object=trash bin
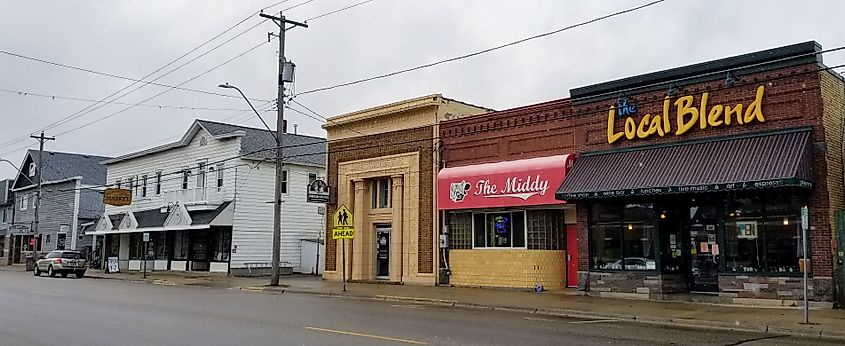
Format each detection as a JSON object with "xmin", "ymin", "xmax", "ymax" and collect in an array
[{"xmin": 25, "ymin": 254, "xmax": 36, "ymax": 271}]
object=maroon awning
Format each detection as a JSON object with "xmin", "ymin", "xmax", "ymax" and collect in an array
[{"xmin": 556, "ymin": 128, "xmax": 813, "ymax": 200}]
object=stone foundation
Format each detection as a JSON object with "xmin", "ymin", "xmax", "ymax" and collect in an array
[{"xmin": 582, "ymin": 271, "xmax": 687, "ymax": 299}]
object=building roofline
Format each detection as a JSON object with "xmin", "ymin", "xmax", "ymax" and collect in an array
[{"xmin": 323, "ymin": 94, "xmax": 494, "ymax": 129}]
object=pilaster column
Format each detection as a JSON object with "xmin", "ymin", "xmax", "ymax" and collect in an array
[
  {"xmin": 351, "ymin": 179, "xmax": 366, "ymax": 280},
  {"xmin": 390, "ymin": 175, "xmax": 404, "ymax": 282}
]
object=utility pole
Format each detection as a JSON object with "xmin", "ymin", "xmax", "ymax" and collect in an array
[
  {"xmin": 259, "ymin": 10, "xmax": 307, "ymax": 286},
  {"xmin": 31, "ymin": 131, "xmax": 55, "ymax": 256}
]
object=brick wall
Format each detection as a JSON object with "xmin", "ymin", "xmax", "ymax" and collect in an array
[
  {"xmin": 326, "ymin": 126, "xmax": 434, "ymax": 272},
  {"xmin": 440, "ymin": 62, "xmax": 844, "ymax": 302},
  {"xmin": 449, "ymin": 249, "xmax": 565, "ymax": 289}
]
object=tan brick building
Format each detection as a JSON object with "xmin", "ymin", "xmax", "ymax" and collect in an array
[{"xmin": 323, "ymin": 95, "xmax": 490, "ymax": 285}]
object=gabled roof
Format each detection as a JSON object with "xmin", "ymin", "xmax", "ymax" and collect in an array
[
  {"xmin": 104, "ymin": 119, "xmax": 325, "ymax": 167},
  {"xmin": 13, "ymin": 150, "xmax": 111, "ymax": 190}
]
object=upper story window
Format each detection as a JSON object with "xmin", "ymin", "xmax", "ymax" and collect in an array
[
  {"xmin": 155, "ymin": 171, "xmax": 162, "ymax": 195},
  {"xmin": 28, "ymin": 163, "xmax": 36, "ymax": 177},
  {"xmin": 308, "ymin": 173, "xmax": 317, "ymax": 186},
  {"xmin": 20, "ymin": 194, "xmax": 28, "ymax": 211},
  {"xmin": 196, "ymin": 161, "xmax": 207, "ymax": 188},
  {"xmin": 127, "ymin": 176, "xmax": 134, "ymax": 195},
  {"xmin": 216, "ymin": 164, "xmax": 224, "ymax": 191},
  {"xmin": 371, "ymin": 178, "xmax": 391, "ymax": 209},
  {"xmin": 182, "ymin": 169, "xmax": 191, "ymax": 190},
  {"xmin": 280, "ymin": 170, "xmax": 288, "ymax": 194},
  {"xmin": 141, "ymin": 174, "xmax": 148, "ymax": 197},
  {"xmin": 2, "ymin": 207, "xmax": 7, "ymax": 223}
]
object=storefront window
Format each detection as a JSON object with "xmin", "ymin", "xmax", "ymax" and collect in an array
[
  {"xmin": 763, "ymin": 195, "xmax": 803, "ymax": 273},
  {"xmin": 211, "ymin": 228, "xmax": 232, "ymax": 261},
  {"xmin": 447, "ymin": 212, "xmax": 472, "ymax": 250},
  {"xmin": 724, "ymin": 197, "xmax": 763, "ymax": 273},
  {"xmin": 590, "ymin": 203, "xmax": 657, "ymax": 271},
  {"xmin": 472, "ymin": 211, "xmax": 526, "ymax": 248},
  {"xmin": 172, "ymin": 230, "xmax": 189, "ymax": 260},
  {"xmin": 129, "ymin": 233, "xmax": 144, "ymax": 260},
  {"xmin": 526, "ymin": 210, "xmax": 566, "ymax": 250},
  {"xmin": 152, "ymin": 232, "xmax": 167, "ymax": 260}
]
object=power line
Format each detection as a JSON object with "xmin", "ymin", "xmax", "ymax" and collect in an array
[
  {"xmin": 293, "ymin": 0, "xmax": 666, "ymax": 97},
  {"xmin": 302, "ymin": 0, "xmax": 374, "ymax": 22},
  {"xmin": 53, "ymin": 40, "xmax": 270, "ymax": 137},
  {"xmin": 0, "ymin": 88, "xmax": 272, "ymax": 112}
]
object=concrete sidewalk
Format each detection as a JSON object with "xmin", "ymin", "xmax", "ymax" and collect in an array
[{"xmin": 6, "ymin": 265, "xmax": 844, "ymax": 340}]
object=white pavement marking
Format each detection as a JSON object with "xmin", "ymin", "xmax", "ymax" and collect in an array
[
  {"xmin": 305, "ymin": 326, "xmax": 427, "ymax": 345},
  {"xmin": 523, "ymin": 317, "xmax": 560, "ymax": 322},
  {"xmin": 570, "ymin": 319, "xmax": 619, "ymax": 324}
]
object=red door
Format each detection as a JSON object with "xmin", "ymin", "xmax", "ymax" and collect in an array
[{"xmin": 565, "ymin": 225, "xmax": 578, "ymax": 288}]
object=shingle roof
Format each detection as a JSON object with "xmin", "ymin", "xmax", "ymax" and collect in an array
[
  {"xmin": 556, "ymin": 128, "xmax": 813, "ymax": 200},
  {"xmin": 197, "ymin": 120, "xmax": 325, "ymax": 167},
  {"xmin": 134, "ymin": 208, "xmax": 169, "ymax": 228},
  {"xmin": 26, "ymin": 150, "xmax": 111, "ymax": 186},
  {"xmin": 189, "ymin": 201, "xmax": 232, "ymax": 225}
]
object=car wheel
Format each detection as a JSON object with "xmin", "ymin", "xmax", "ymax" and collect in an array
[
  {"xmin": 33, "ymin": 267, "xmax": 41, "ymax": 276},
  {"xmin": 61, "ymin": 272, "xmax": 68, "ymax": 278},
  {"xmin": 48, "ymin": 266, "xmax": 56, "ymax": 277}
]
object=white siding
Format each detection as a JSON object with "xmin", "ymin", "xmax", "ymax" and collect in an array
[
  {"xmin": 231, "ymin": 159, "xmax": 325, "ymax": 272},
  {"xmin": 105, "ymin": 128, "xmax": 241, "ymax": 215}
]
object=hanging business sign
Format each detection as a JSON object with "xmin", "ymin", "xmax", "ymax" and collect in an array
[
  {"xmin": 103, "ymin": 188, "xmax": 132, "ymax": 206},
  {"xmin": 307, "ymin": 179, "xmax": 330, "ymax": 203},
  {"xmin": 607, "ymin": 85, "xmax": 766, "ymax": 144},
  {"xmin": 438, "ymin": 154, "xmax": 574, "ymax": 210}
]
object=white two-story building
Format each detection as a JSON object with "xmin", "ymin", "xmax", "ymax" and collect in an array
[{"xmin": 92, "ymin": 119, "xmax": 326, "ymax": 275}]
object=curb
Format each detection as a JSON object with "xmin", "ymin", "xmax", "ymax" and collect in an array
[{"xmin": 236, "ymin": 285, "xmax": 845, "ymax": 341}]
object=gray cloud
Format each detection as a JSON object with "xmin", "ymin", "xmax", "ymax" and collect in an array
[{"xmin": 1, "ymin": 0, "xmax": 843, "ymax": 178}]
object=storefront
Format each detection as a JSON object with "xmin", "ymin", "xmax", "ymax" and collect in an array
[
  {"xmin": 92, "ymin": 202, "xmax": 233, "ymax": 273},
  {"xmin": 553, "ymin": 41, "xmax": 845, "ymax": 305},
  {"xmin": 438, "ymin": 155, "xmax": 577, "ymax": 290}
]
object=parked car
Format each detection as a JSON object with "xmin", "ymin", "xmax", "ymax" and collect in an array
[{"xmin": 34, "ymin": 250, "xmax": 87, "ymax": 278}]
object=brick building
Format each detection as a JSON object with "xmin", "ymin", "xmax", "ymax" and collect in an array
[
  {"xmin": 440, "ymin": 41, "xmax": 845, "ymax": 306},
  {"xmin": 323, "ymin": 95, "xmax": 490, "ymax": 285}
]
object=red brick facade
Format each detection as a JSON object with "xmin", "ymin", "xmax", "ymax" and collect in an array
[{"xmin": 441, "ymin": 60, "xmax": 845, "ymax": 303}]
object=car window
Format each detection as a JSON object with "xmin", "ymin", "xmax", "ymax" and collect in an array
[
  {"xmin": 46, "ymin": 252, "xmax": 62, "ymax": 259},
  {"xmin": 61, "ymin": 252, "xmax": 82, "ymax": 259}
]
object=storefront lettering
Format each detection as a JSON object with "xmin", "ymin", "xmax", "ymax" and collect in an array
[
  {"xmin": 607, "ymin": 85, "xmax": 766, "ymax": 144},
  {"xmin": 474, "ymin": 175, "xmax": 550, "ymax": 201},
  {"xmin": 559, "ymin": 178, "xmax": 813, "ymax": 201}
]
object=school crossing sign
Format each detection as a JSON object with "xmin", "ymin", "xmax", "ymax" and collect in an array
[{"xmin": 332, "ymin": 204, "xmax": 355, "ymax": 239}]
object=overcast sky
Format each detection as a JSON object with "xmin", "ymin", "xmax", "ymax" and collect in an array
[{"xmin": 1, "ymin": 0, "xmax": 843, "ymax": 178}]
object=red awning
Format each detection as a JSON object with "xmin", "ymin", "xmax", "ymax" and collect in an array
[{"xmin": 438, "ymin": 155, "xmax": 573, "ymax": 210}]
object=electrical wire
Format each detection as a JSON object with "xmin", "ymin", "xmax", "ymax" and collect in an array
[
  {"xmin": 292, "ymin": 0, "xmax": 667, "ymax": 97},
  {"xmin": 0, "ymin": 88, "xmax": 269, "ymax": 112}
]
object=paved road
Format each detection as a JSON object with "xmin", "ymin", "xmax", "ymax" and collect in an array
[{"xmin": 0, "ymin": 270, "xmax": 837, "ymax": 346}]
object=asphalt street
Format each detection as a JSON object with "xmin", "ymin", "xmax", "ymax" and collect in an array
[{"xmin": 0, "ymin": 270, "xmax": 838, "ymax": 346}]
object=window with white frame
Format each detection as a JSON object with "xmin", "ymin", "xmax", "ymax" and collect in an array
[
  {"xmin": 280, "ymin": 170, "xmax": 288, "ymax": 194},
  {"xmin": 155, "ymin": 171, "xmax": 162, "ymax": 195},
  {"xmin": 28, "ymin": 162, "xmax": 36, "ymax": 177},
  {"xmin": 2, "ymin": 207, "xmax": 7, "ymax": 223},
  {"xmin": 371, "ymin": 178, "xmax": 391, "ymax": 209},
  {"xmin": 116, "ymin": 178, "xmax": 122, "ymax": 189},
  {"xmin": 182, "ymin": 169, "xmax": 191, "ymax": 190},
  {"xmin": 20, "ymin": 194, "xmax": 28, "ymax": 211},
  {"xmin": 127, "ymin": 176, "xmax": 134, "ymax": 195},
  {"xmin": 196, "ymin": 161, "xmax": 207, "ymax": 188},
  {"xmin": 216, "ymin": 164, "xmax": 224, "ymax": 191},
  {"xmin": 141, "ymin": 174, "xmax": 148, "ymax": 197},
  {"xmin": 472, "ymin": 211, "xmax": 526, "ymax": 248}
]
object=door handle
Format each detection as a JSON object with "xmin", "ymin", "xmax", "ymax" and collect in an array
[{"xmin": 566, "ymin": 254, "xmax": 571, "ymax": 262}]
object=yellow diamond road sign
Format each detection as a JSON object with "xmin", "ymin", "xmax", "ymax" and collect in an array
[
  {"xmin": 332, "ymin": 228, "xmax": 355, "ymax": 239},
  {"xmin": 333, "ymin": 204, "xmax": 353, "ymax": 228}
]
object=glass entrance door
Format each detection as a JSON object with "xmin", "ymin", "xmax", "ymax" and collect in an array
[
  {"xmin": 375, "ymin": 226, "xmax": 390, "ymax": 279},
  {"xmin": 191, "ymin": 230, "xmax": 209, "ymax": 271},
  {"xmin": 688, "ymin": 203, "xmax": 721, "ymax": 292}
]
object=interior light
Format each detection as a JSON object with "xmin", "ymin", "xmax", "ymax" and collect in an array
[
  {"xmin": 627, "ymin": 224, "xmax": 633, "ymax": 231},
  {"xmin": 783, "ymin": 217, "xmax": 789, "ymax": 226},
  {"xmin": 660, "ymin": 212, "xmax": 667, "ymax": 219},
  {"xmin": 729, "ymin": 213, "xmax": 735, "ymax": 217}
]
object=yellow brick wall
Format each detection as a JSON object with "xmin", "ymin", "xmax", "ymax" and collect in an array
[{"xmin": 449, "ymin": 250, "xmax": 566, "ymax": 290}]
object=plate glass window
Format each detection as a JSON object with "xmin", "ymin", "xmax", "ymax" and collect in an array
[{"xmin": 472, "ymin": 211, "xmax": 525, "ymax": 248}]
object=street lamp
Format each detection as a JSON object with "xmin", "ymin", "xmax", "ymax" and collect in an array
[{"xmin": 218, "ymin": 82, "xmax": 284, "ymax": 285}]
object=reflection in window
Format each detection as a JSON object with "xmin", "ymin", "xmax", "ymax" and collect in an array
[
  {"xmin": 172, "ymin": 230, "xmax": 190, "ymax": 260},
  {"xmin": 724, "ymin": 198, "xmax": 763, "ymax": 273},
  {"xmin": 472, "ymin": 211, "xmax": 526, "ymax": 248},
  {"xmin": 590, "ymin": 203, "xmax": 657, "ymax": 271}
]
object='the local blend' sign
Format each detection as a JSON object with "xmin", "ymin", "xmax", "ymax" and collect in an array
[{"xmin": 437, "ymin": 155, "xmax": 573, "ymax": 210}]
